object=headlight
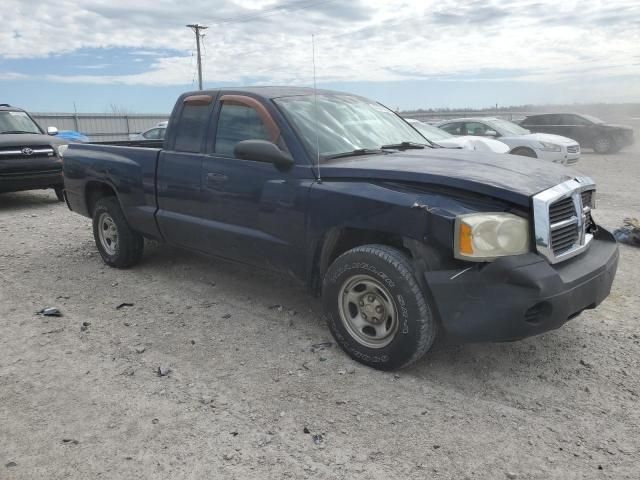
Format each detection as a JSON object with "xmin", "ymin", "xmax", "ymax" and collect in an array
[
  {"xmin": 539, "ymin": 141, "xmax": 561, "ymax": 152},
  {"xmin": 454, "ymin": 213, "xmax": 530, "ymax": 261},
  {"xmin": 56, "ymin": 144, "xmax": 69, "ymax": 158}
]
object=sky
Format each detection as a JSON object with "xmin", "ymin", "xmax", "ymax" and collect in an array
[{"xmin": 1, "ymin": 0, "xmax": 639, "ymax": 113}]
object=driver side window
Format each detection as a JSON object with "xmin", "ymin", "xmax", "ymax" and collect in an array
[
  {"xmin": 465, "ymin": 122, "xmax": 489, "ymax": 136},
  {"xmin": 215, "ymin": 103, "xmax": 271, "ymax": 157}
]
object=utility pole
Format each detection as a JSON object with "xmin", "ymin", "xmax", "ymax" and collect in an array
[{"xmin": 186, "ymin": 24, "xmax": 208, "ymax": 90}]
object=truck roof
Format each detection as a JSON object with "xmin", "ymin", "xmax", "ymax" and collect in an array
[{"xmin": 180, "ymin": 86, "xmax": 354, "ymax": 100}]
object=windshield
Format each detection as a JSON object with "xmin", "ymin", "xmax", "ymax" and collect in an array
[
  {"xmin": 409, "ymin": 121, "xmax": 453, "ymax": 141},
  {"xmin": 580, "ymin": 114, "xmax": 605, "ymax": 124},
  {"xmin": 0, "ymin": 111, "xmax": 42, "ymax": 134},
  {"xmin": 274, "ymin": 94, "xmax": 427, "ymax": 160},
  {"xmin": 490, "ymin": 118, "xmax": 530, "ymax": 136}
]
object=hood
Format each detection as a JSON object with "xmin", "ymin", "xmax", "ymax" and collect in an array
[
  {"xmin": 321, "ymin": 149, "xmax": 578, "ymax": 207},
  {"xmin": 519, "ymin": 133, "xmax": 577, "ymax": 145},
  {"xmin": 0, "ymin": 133, "xmax": 66, "ymax": 148}
]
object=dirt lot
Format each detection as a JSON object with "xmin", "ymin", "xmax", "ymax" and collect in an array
[{"xmin": 1, "ymin": 149, "xmax": 639, "ymax": 480}]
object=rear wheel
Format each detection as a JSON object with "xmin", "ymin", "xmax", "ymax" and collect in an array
[
  {"xmin": 511, "ymin": 147, "xmax": 537, "ymax": 158},
  {"xmin": 92, "ymin": 197, "xmax": 144, "ymax": 268},
  {"xmin": 593, "ymin": 136, "xmax": 613, "ymax": 154},
  {"xmin": 322, "ymin": 245, "xmax": 437, "ymax": 370}
]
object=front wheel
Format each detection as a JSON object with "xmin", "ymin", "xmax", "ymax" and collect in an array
[
  {"xmin": 54, "ymin": 187, "xmax": 65, "ymax": 202},
  {"xmin": 92, "ymin": 197, "xmax": 144, "ymax": 268},
  {"xmin": 322, "ymin": 245, "xmax": 437, "ymax": 370},
  {"xmin": 511, "ymin": 147, "xmax": 537, "ymax": 158},
  {"xmin": 593, "ymin": 136, "xmax": 613, "ymax": 154}
]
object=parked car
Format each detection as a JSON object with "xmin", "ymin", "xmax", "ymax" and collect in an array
[
  {"xmin": 0, "ymin": 103, "xmax": 66, "ymax": 201},
  {"xmin": 406, "ymin": 118, "xmax": 509, "ymax": 153},
  {"xmin": 61, "ymin": 87, "xmax": 618, "ymax": 370},
  {"xmin": 57, "ymin": 130, "xmax": 90, "ymax": 143},
  {"xmin": 436, "ymin": 117, "xmax": 581, "ymax": 165},
  {"xmin": 129, "ymin": 126, "xmax": 166, "ymax": 141},
  {"xmin": 520, "ymin": 113, "xmax": 635, "ymax": 154}
]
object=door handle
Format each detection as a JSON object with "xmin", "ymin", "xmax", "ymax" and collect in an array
[{"xmin": 206, "ymin": 172, "xmax": 228, "ymax": 184}]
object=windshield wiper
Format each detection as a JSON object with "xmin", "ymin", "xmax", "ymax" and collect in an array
[
  {"xmin": 380, "ymin": 141, "xmax": 426, "ymax": 151},
  {"xmin": 325, "ymin": 148, "xmax": 386, "ymax": 160},
  {"xmin": 0, "ymin": 130, "xmax": 36, "ymax": 134}
]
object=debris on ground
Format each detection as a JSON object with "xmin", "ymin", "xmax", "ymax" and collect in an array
[
  {"xmin": 5, "ymin": 461, "xmax": 17, "ymax": 468},
  {"xmin": 312, "ymin": 434, "xmax": 324, "ymax": 445},
  {"xmin": 134, "ymin": 346, "xmax": 146, "ymax": 354},
  {"xmin": 613, "ymin": 217, "xmax": 640, "ymax": 246},
  {"xmin": 80, "ymin": 321, "xmax": 91, "ymax": 332},
  {"xmin": 268, "ymin": 304, "xmax": 284, "ymax": 312},
  {"xmin": 151, "ymin": 418, "xmax": 159, "ymax": 424},
  {"xmin": 36, "ymin": 307, "xmax": 62, "ymax": 317},
  {"xmin": 303, "ymin": 427, "xmax": 311, "ymax": 434},
  {"xmin": 157, "ymin": 366, "xmax": 171, "ymax": 377},
  {"xmin": 221, "ymin": 313, "xmax": 232, "ymax": 319},
  {"xmin": 311, "ymin": 342, "xmax": 333, "ymax": 353},
  {"xmin": 62, "ymin": 438, "xmax": 79, "ymax": 445},
  {"xmin": 116, "ymin": 302, "xmax": 134, "ymax": 310}
]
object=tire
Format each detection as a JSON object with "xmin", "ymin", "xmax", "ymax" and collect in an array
[
  {"xmin": 322, "ymin": 244, "xmax": 437, "ymax": 370},
  {"xmin": 593, "ymin": 136, "xmax": 613, "ymax": 154},
  {"xmin": 92, "ymin": 197, "xmax": 144, "ymax": 268},
  {"xmin": 54, "ymin": 187, "xmax": 65, "ymax": 202},
  {"xmin": 511, "ymin": 147, "xmax": 537, "ymax": 158}
]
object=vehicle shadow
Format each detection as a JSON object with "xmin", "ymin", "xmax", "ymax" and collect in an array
[
  {"xmin": 138, "ymin": 240, "xmax": 585, "ymax": 401},
  {"xmin": 0, "ymin": 191, "xmax": 60, "ymax": 211}
]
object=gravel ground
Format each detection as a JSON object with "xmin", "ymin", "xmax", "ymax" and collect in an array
[{"xmin": 1, "ymin": 148, "xmax": 639, "ymax": 479}]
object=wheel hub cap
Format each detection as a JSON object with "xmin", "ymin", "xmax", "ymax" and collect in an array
[
  {"xmin": 98, "ymin": 212, "xmax": 119, "ymax": 255},
  {"xmin": 338, "ymin": 275, "xmax": 398, "ymax": 349}
]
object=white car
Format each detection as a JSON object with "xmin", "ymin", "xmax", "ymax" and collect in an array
[
  {"xmin": 436, "ymin": 117, "xmax": 580, "ymax": 165},
  {"xmin": 129, "ymin": 125, "xmax": 166, "ymax": 141},
  {"xmin": 406, "ymin": 119, "xmax": 509, "ymax": 154}
]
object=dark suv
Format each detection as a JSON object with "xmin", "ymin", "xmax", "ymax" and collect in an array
[
  {"xmin": 0, "ymin": 104, "xmax": 66, "ymax": 200},
  {"xmin": 520, "ymin": 113, "xmax": 634, "ymax": 154}
]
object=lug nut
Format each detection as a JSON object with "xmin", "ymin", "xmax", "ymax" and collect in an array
[
  {"xmin": 359, "ymin": 300, "xmax": 364, "ymax": 306},
  {"xmin": 368, "ymin": 295, "xmax": 374, "ymax": 302},
  {"xmin": 375, "ymin": 306, "xmax": 383, "ymax": 313}
]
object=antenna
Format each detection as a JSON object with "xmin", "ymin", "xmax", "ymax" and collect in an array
[{"xmin": 312, "ymin": 34, "xmax": 321, "ymax": 183}]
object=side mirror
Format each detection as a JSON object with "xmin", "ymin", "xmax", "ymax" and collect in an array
[
  {"xmin": 484, "ymin": 130, "xmax": 498, "ymax": 137},
  {"xmin": 234, "ymin": 140, "xmax": 294, "ymax": 170},
  {"xmin": 47, "ymin": 126, "xmax": 59, "ymax": 136}
]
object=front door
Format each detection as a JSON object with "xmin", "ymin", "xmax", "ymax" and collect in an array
[{"xmin": 198, "ymin": 95, "xmax": 310, "ymax": 274}]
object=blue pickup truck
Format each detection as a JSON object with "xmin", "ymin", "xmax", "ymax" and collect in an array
[{"xmin": 61, "ymin": 87, "xmax": 619, "ymax": 370}]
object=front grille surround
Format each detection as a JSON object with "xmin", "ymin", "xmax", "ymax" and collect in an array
[
  {"xmin": 567, "ymin": 145, "xmax": 580, "ymax": 154},
  {"xmin": 532, "ymin": 176, "xmax": 596, "ymax": 264}
]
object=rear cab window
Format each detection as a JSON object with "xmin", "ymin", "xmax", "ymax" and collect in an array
[{"xmin": 173, "ymin": 99, "xmax": 212, "ymax": 153}]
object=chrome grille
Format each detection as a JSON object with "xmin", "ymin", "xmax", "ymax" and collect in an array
[
  {"xmin": 0, "ymin": 145, "xmax": 55, "ymax": 160},
  {"xmin": 533, "ymin": 177, "xmax": 596, "ymax": 264},
  {"xmin": 567, "ymin": 145, "xmax": 580, "ymax": 154}
]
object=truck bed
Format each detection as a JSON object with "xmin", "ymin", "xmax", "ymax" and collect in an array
[{"xmin": 63, "ymin": 142, "xmax": 163, "ymax": 239}]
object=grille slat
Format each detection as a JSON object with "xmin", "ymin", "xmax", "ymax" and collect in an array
[{"xmin": 549, "ymin": 191, "xmax": 592, "ymax": 256}]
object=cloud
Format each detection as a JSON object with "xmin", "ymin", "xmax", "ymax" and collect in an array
[{"xmin": 0, "ymin": 0, "xmax": 638, "ymax": 94}]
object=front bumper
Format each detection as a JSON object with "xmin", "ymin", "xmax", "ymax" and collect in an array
[
  {"xmin": 0, "ymin": 169, "xmax": 63, "ymax": 193},
  {"xmin": 537, "ymin": 146, "xmax": 580, "ymax": 165},
  {"xmin": 424, "ymin": 228, "xmax": 618, "ymax": 342}
]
